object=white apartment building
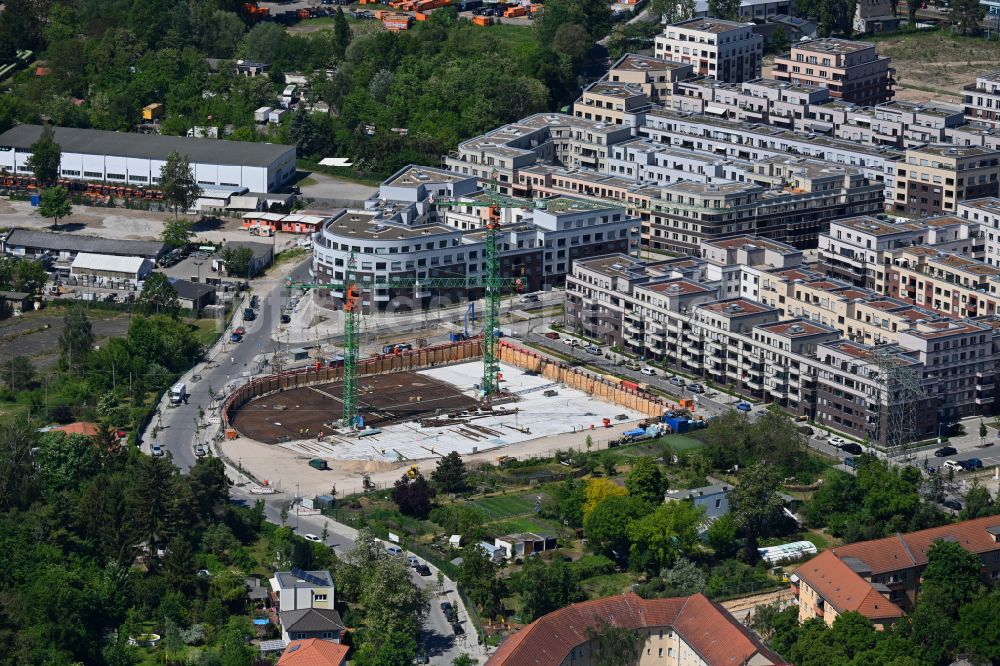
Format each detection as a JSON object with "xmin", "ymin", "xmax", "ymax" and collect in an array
[{"xmin": 655, "ymin": 18, "xmax": 762, "ymax": 84}]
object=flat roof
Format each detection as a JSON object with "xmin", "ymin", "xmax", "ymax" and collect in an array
[
  {"xmin": 757, "ymin": 319, "xmax": 836, "ymax": 338},
  {"xmin": 908, "ymin": 144, "xmax": 999, "ymax": 159},
  {"xmin": 908, "ymin": 320, "xmax": 988, "ymax": 339},
  {"xmin": 832, "ymin": 216, "xmax": 909, "ymax": 237},
  {"xmin": 325, "ymin": 210, "xmax": 455, "ymax": 240},
  {"xmin": 703, "ymin": 234, "xmax": 799, "ymax": 254},
  {"xmin": 612, "ymin": 54, "xmax": 690, "ymax": 73},
  {"xmin": 960, "ymin": 197, "xmax": 1000, "ymax": 215},
  {"xmin": 671, "ymin": 17, "xmax": 751, "ymax": 33},
  {"xmin": 792, "ymin": 38, "xmax": 875, "ymax": 55},
  {"xmin": 0, "ymin": 124, "xmax": 294, "ymax": 167},
  {"xmin": 384, "ymin": 165, "xmax": 468, "ymax": 188},
  {"xmin": 642, "ymin": 278, "xmax": 713, "ymax": 296},
  {"xmin": 698, "ymin": 298, "xmax": 774, "ymax": 317}
]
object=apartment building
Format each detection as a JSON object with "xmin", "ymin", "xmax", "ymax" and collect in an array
[
  {"xmin": 794, "ymin": 515, "xmax": 1000, "ymax": 625},
  {"xmin": 771, "ymin": 38, "xmax": 894, "ymax": 107},
  {"xmin": 963, "ymin": 71, "xmax": 1000, "ymax": 129},
  {"xmin": 959, "ymin": 197, "xmax": 1000, "ymax": 266},
  {"xmin": 833, "ymin": 101, "xmax": 964, "ymax": 149},
  {"xmin": 887, "ymin": 246, "xmax": 1000, "ymax": 320},
  {"xmin": 654, "ymin": 18, "xmax": 762, "ymax": 84},
  {"xmin": 700, "ymin": 234, "xmax": 803, "ymax": 300},
  {"xmin": 574, "ymin": 81, "xmax": 651, "ymax": 126},
  {"xmin": 893, "ymin": 145, "xmax": 1000, "ymax": 216},
  {"xmin": 604, "ymin": 53, "xmax": 694, "ymax": 103}
]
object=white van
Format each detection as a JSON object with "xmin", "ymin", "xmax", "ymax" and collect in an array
[{"xmin": 169, "ymin": 383, "xmax": 187, "ymax": 406}]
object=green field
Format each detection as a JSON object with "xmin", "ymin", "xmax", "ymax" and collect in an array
[
  {"xmin": 470, "ymin": 493, "xmax": 540, "ymax": 519},
  {"xmin": 488, "ymin": 516, "xmax": 562, "ymax": 536}
]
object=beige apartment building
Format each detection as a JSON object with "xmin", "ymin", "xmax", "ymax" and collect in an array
[
  {"xmin": 771, "ymin": 38, "xmax": 894, "ymax": 106},
  {"xmin": 573, "ymin": 81, "xmax": 651, "ymax": 126},
  {"xmin": 893, "ymin": 145, "xmax": 1000, "ymax": 216},
  {"xmin": 654, "ymin": 18, "xmax": 762, "ymax": 84},
  {"xmin": 605, "ymin": 53, "xmax": 693, "ymax": 102}
]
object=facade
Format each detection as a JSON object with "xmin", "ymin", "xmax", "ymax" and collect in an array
[
  {"xmin": 963, "ymin": 71, "xmax": 1000, "ymax": 129},
  {"xmin": 654, "ymin": 18, "xmax": 763, "ymax": 84},
  {"xmin": 487, "ymin": 592, "xmax": 782, "ymax": 666},
  {"xmin": 494, "ymin": 532, "xmax": 558, "ymax": 559},
  {"xmin": 794, "ymin": 515, "xmax": 1000, "ymax": 624},
  {"xmin": 892, "ymin": 145, "xmax": 1000, "ymax": 216},
  {"xmin": 853, "ymin": 0, "xmax": 901, "ymax": 34},
  {"xmin": 0, "ymin": 125, "xmax": 296, "ymax": 193},
  {"xmin": 70, "ymin": 253, "xmax": 152, "ymax": 284},
  {"xmin": 664, "ymin": 483, "xmax": 731, "ymax": 519},
  {"xmin": 311, "ymin": 166, "xmax": 640, "ymax": 311},
  {"xmin": 771, "ymin": 38, "xmax": 894, "ymax": 106}
]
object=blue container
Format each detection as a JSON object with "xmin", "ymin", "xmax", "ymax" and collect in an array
[{"xmin": 30, "ymin": 194, "xmax": 40, "ymax": 207}]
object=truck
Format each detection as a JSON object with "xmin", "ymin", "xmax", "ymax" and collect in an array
[
  {"xmin": 618, "ymin": 423, "xmax": 664, "ymax": 444},
  {"xmin": 169, "ymin": 383, "xmax": 188, "ymax": 406}
]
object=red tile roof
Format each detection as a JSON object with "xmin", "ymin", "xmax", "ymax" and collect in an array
[
  {"xmin": 832, "ymin": 515, "xmax": 1000, "ymax": 574},
  {"xmin": 52, "ymin": 422, "xmax": 100, "ymax": 437},
  {"xmin": 277, "ymin": 639, "xmax": 348, "ymax": 666},
  {"xmin": 794, "ymin": 550, "xmax": 903, "ymax": 621},
  {"xmin": 486, "ymin": 593, "xmax": 782, "ymax": 666}
]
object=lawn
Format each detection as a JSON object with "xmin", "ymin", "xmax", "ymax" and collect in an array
[
  {"xmin": 616, "ymin": 433, "xmax": 706, "ymax": 457},
  {"xmin": 471, "ymin": 493, "xmax": 540, "ymax": 520},
  {"xmin": 190, "ymin": 317, "xmax": 223, "ymax": 348},
  {"xmin": 578, "ymin": 572, "xmax": 639, "ymax": 600},
  {"xmin": 487, "ymin": 516, "xmax": 562, "ymax": 535}
]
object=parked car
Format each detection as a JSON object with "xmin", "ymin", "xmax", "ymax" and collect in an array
[
  {"xmin": 844, "ymin": 457, "xmax": 856, "ymax": 469},
  {"xmin": 151, "ymin": 443, "xmax": 164, "ymax": 457},
  {"xmin": 624, "ymin": 361, "xmax": 640, "ymax": 371},
  {"xmin": 386, "ymin": 545, "xmax": 403, "ymax": 556},
  {"xmin": 415, "ymin": 563, "xmax": 432, "ymax": 576},
  {"xmin": 962, "ymin": 457, "xmax": 984, "ymax": 470},
  {"xmin": 942, "ymin": 498, "xmax": 963, "ymax": 511},
  {"xmin": 243, "ymin": 308, "xmax": 256, "ymax": 322},
  {"xmin": 688, "ymin": 383, "xmax": 704, "ymax": 393},
  {"xmin": 735, "ymin": 401, "xmax": 752, "ymax": 412},
  {"xmin": 520, "ymin": 293, "xmax": 539, "ymax": 303},
  {"xmin": 669, "ymin": 376, "xmax": 686, "ymax": 387},
  {"xmin": 840, "ymin": 442, "xmax": 864, "ymax": 455},
  {"xmin": 407, "ymin": 555, "xmax": 419, "ymax": 568},
  {"xmin": 440, "ymin": 601, "xmax": 453, "ymax": 614},
  {"xmin": 943, "ymin": 460, "xmax": 964, "ymax": 472},
  {"xmin": 230, "ymin": 332, "xmax": 243, "ymax": 343},
  {"xmin": 250, "ymin": 295, "xmax": 259, "ymax": 309},
  {"xmin": 584, "ymin": 345, "xmax": 602, "ymax": 355},
  {"xmin": 563, "ymin": 338, "xmax": 578, "ymax": 346},
  {"xmin": 640, "ymin": 366, "xmax": 657, "ymax": 376},
  {"xmin": 304, "ymin": 534, "xmax": 322, "ymax": 543},
  {"xmin": 233, "ymin": 326, "xmax": 246, "ymax": 336},
  {"xmin": 415, "ymin": 653, "xmax": 430, "ymax": 665},
  {"xmin": 452, "ymin": 622, "xmax": 464, "ymax": 635},
  {"xmin": 828, "ymin": 436, "xmax": 847, "ymax": 447},
  {"xmin": 934, "ymin": 446, "xmax": 957, "ymax": 457},
  {"xmin": 194, "ymin": 445, "xmax": 207, "ymax": 457}
]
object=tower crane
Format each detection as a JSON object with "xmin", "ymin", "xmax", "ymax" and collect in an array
[{"xmin": 284, "ymin": 171, "xmax": 531, "ymax": 430}]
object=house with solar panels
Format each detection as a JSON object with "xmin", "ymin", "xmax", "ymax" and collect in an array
[{"xmin": 270, "ymin": 569, "xmax": 345, "ymax": 644}]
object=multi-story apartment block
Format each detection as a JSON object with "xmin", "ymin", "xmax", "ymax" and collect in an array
[
  {"xmin": 794, "ymin": 516, "xmax": 1000, "ymax": 627},
  {"xmin": 311, "ymin": 166, "xmax": 639, "ymax": 311},
  {"xmin": 893, "ymin": 145, "xmax": 1000, "ymax": 216},
  {"xmin": 604, "ymin": 54, "xmax": 694, "ymax": 104},
  {"xmin": 833, "ymin": 101, "xmax": 964, "ymax": 148},
  {"xmin": 654, "ymin": 18, "xmax": 762, "ymax": 84},
  {"xmin": 574, "ymin": 81, "xmax": 651, "ymax": 126},
  {"xmin": 963, "ymin": 71, "xmax": 1000, "ymax": 129},
  {"xmin": 771, "ymin": 38, "xmax": 895, "ymax": 106},
  {"xmin": 959, "ymin": 197, "xmax": 1000, "ymax": 266},
  {"xmin": 887, "ymin": 246, "xmax": 1000, "ymax": 320}
]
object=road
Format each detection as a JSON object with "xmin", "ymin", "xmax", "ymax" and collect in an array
[
  {"xmin": 148, "ymin": 258, "xmax": 311, "ymax": 471},
  {"xmin": 234, "ymin": 488, "xmax": 484, "ymax": 664}
]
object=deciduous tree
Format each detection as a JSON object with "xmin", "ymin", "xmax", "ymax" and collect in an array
[
  {"xmin": 3, "ymin": 355, "xmax": 35, "ymax": 390},
  {"xmin": 951, "ymin": 0, "xmax": 986, "ymax": 35},
  {"xmin": 627, "ymin": 501, "xmax": 704, "ymax": 573},
  {"xmin": 58, "ymin": 306, "xmax": 95, "ymax": 373},
  {"xmin": 625, "ymin": 456, "xmax": 667, "ymax": 505},
  {"xmin": 136, "ymin": 272, "xmax": 180, "ymax": 317},
  {"xmin": 159, "ymin": 151, "xmax": 202, "ymax": 220},
  {"xmin": 583, "ymin": 494, "xmax": 649, "ymax": 559},
  {"xmin": 708, "ymin": 0, "xmax": 742, "ymax": 19},
  {"xmin": 432, "ymin": 451, "xmax": 468, "ymax": 493},
  {"xmin": 730, "ymin": 460, "xmax": 784, "ymax": 563},
  {"xmin": 38, "ymin": 186, "xmax": 72, "ymax": 228},
  {"xmin": 392, "ymin": 472, "xmax": 436, "ymax": 519},
  {"xmin": 582, "ymin": 477, "xmax": 627, "ymax": 517},
  {"xmin": 160, "ymin": 217, "xmax": 193, "ymax": 249},
  {"xmin": 25, "ymin": 124, "xmax": 61, "ymax": 185}
]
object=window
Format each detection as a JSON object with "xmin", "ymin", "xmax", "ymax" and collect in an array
[
  {"xmin": 84, "ymin": 171, "xmax": 103, "ymax": 178},
  {"xmin": 61, "ymin": 169, "xmax": 80, "ymax": 176},
  {"xmin": 314, "ymin": 594, "xmax": 327, "ymax": 602},
  {"xmin": 129, "ymin": 175, "xmax": 148, "ymax": 182},
  {"xmin": 106, "ymin": 173, "xmax": 126, "ymax": 180}
]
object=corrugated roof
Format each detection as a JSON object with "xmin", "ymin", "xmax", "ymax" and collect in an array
[
  {"xmin": 487, "ymin": 593, "xmax": 781, "ymax": 666},
  {"xmin": 71, "ymin": 252, "xmax": 149, "ymax": 274},
  {"xmin": 5, "ymin": 229, "xmax": 167, "ymax": 258},
  {"xmin": 0, "ymin": 124, "xmax": 294, "ymax": 167}
]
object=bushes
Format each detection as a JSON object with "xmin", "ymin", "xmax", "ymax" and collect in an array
[{"xmin": 570, "ymin": 555, "xmax": 615, "ymax": 580}]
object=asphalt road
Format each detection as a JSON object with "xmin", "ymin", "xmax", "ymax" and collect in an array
[{"xmin": 150, "ymin": 259, "xmax": 311, "ymax": 471}]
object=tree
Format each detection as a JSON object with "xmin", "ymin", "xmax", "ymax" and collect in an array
[
  {"xmin": 58, "ymin": 306, "xmax": 95, "ymax": 373},
  {"xmin": 817, "ymin": 0, "xmax": 856, "ymax": 36},
  {"xmin": 3, "ymin": 355, "xmax": 35, "ymax": 390},
  {"xmin": 35, "ymin": 432, "xmax": 101, "ymax": 499},
  {"xmin": 536, "ymin": 0, "xmax": 612, "ymax": 44},
  {"xmin": 512, "ymin": 556, "xmax": 581, "ymax": 622},
  {"xmin": 160, "ymin": 218, "xmax": 193, "ymax": 249},
  {"xmin": 729, "ymin": 461, "xmax": 784, "ymax": 563},
  {"xmin": 159, "ymin": 151, "xmax": 202, "ymax": 220},
  {"xmin": 392, "ymin": 472, "xmax": 436, "ymax": 518},
  {"xmin": 219, "ymin": 246, "xmax": 254, "ymax": 281},
  {"xmin": 25, "ymin": 124, "xmax": 61, "ymax": 185},
  {"xmin": 432, "ymin": 451, "xmax": 468, "ymax": 493},
  {"xmin": 626, "ymin": 457, "xmax": 667, "ymax": 505},
  {"xmin": 952, "ymin": 0, "xmax": 986, "ymax": 35},
  {"xmin": 706, "ymin": 512, "xmax": 740, "ymax": 560},
  {"xmin": 660, "ymin": 558, "xmax": 707, "ymax": 596},
  {"xmin": 458, "ymin": 543, "xmax": 504, "ymax": 619},
  {"xmin": 905, "ymin": 0, "xmax": 920, "ymax": 26},
  {"xmin": 552, "ymin": 24, "xmax": 591, "ymax": 63},
  {"xmin": 627, "ymin": 501, "xmax": 704, "ymax": 573},
  {"xmin": 650, "ymin": 0, "xmax": 695, "ymax": 22},
  {"xmin": 911, "ymin": 539, "xmax": 985, "ymax": 663},
  {"xmin": 956, "ymin": 590, "xmax": 1000, "ymax": 664},
  {"xmin": 218, "ymin": 617, "xmax": 255, "ymax": 666},
  {"xmin": 582, "ymin": 477, "xmax": 628, "ymax": 517},
  {"xmin": 38, "ymin": 186, "xmax": 72, "ymax": 229},
  {"xmin": 552, "ymin": 476, "xmax": 587, "ymax": 528},
  {"xmin": 959, "ymin": 483, "xmax": 995, "ymax": 521},
  {"xmin": 708, "ymin": 0, "xmax": 741, "ymax": 19},
  {"xmin": 452, "ymin": 655, "xmax": 477, "ymax": 666},
  {"xmin": 583, "ymin": 495, "xmax": 649, "ymax": 559},
  {"xmin": 354, "ymin": 629, "xmax": 419, "ymax": 666},
  {"xmin": 332, "ymin": 8, "xmax": 351, "ymax": 58},
  {"xmin": 136, "ymin": 272, "xmax": 180, "ymax": 316},
  {"xmin": 979, "ymin": 420, "xmax": 988, "ymax": 448},
  {"xmin": 585, "ymin": 619, "xmax": 644, "ymax": 666}
]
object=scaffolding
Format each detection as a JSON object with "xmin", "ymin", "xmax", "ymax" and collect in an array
[{"xmin": 866, "ymin": 344, "xmax": 925, "ymax": 461}]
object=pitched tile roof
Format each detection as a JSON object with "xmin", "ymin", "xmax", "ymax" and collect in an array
[
  {"xmin": 486, "ymin": 593, "xmax": 782, "ymax": 666},
  {"xmin": 794, "ymin": 550, "xmax": 904, "ymax": 621},
  {"xmin": 277, "ymin": 639, "xmax": 348, "ymax": 666},
  {"xmin": 52, "ymin": 422, "xmax": 100, "ymax": 437},
  {"xmin": 831, "ymin": 515, "xmax": 1000, "ymax": 574}
]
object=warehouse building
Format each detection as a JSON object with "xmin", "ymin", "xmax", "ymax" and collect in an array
[
  {"xmin": 0, "ymin": 125, "xmax": 296, "ymax": 193},
  {"xmin": 70, "ymin": 253, "xmax": 152, "ymax": 284}
]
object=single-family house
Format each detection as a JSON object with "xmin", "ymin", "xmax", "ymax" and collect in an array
[
  {"xmin": 277, "ymin": 639, "xmax": 348, "ymax": 666},
  {"xmin": 280, "ymin": 607, "xmax": 345, "ymax": 643},
  {"xmin": 664, "ymin": 483, "xmax": 732, "ymax": 520},
  {"xmin": 270, "ymin": 569, "xmax": 335, "ymax": 613}
]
